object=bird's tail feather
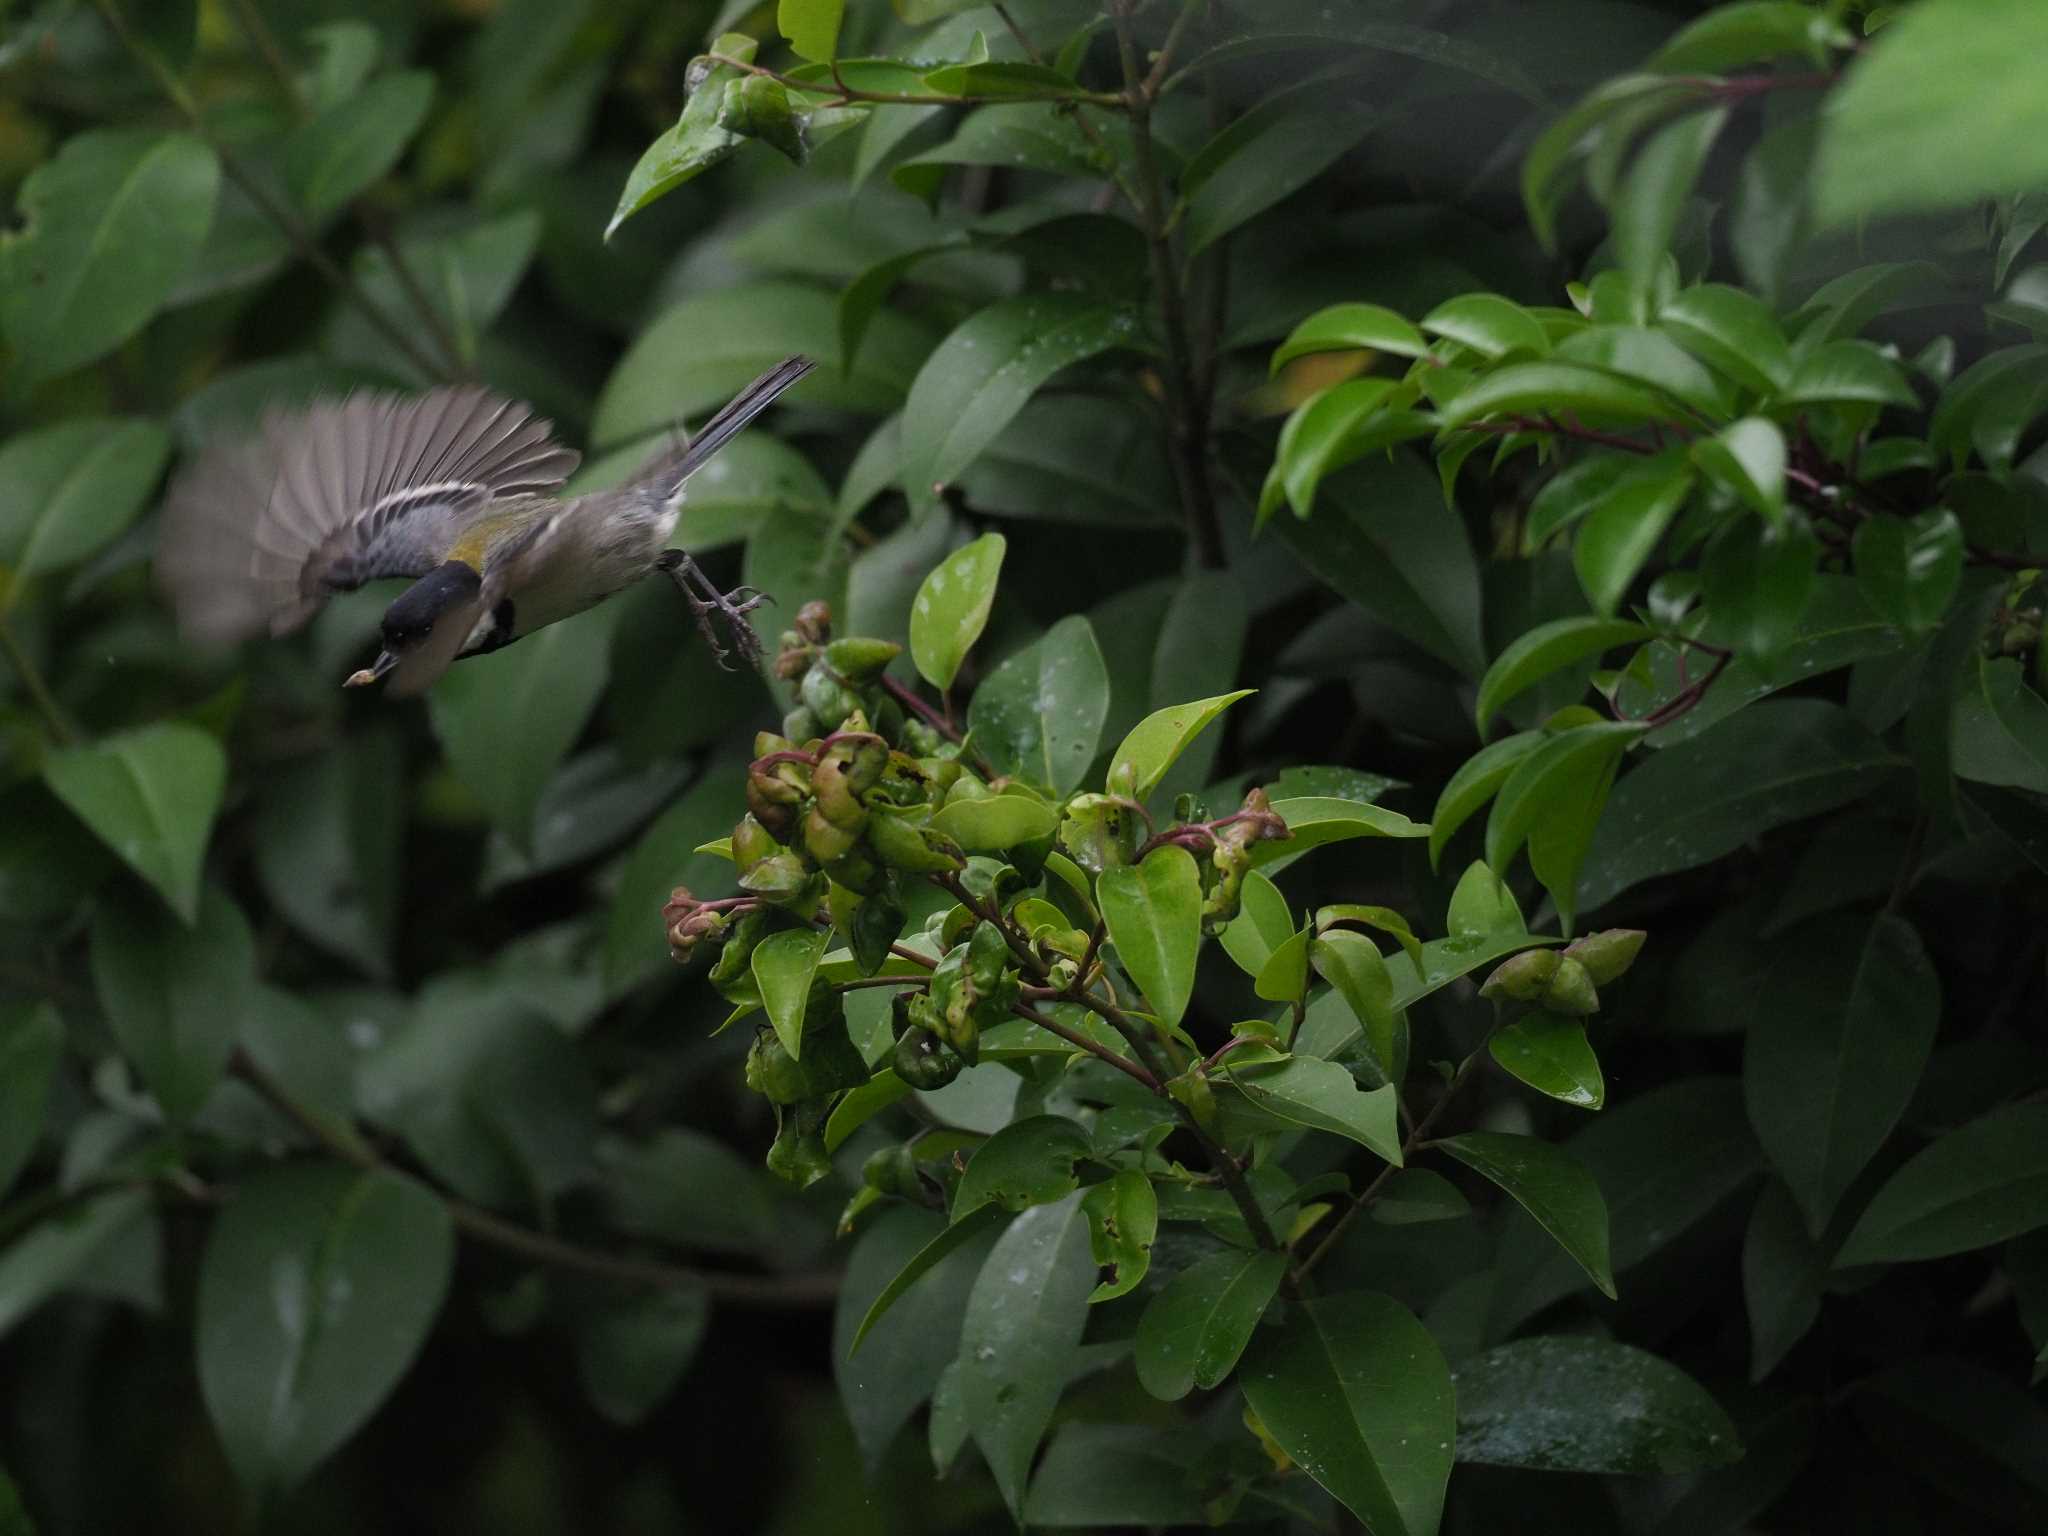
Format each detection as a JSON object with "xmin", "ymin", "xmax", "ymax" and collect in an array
[{"xmin": 639, "ymin": 355, "xmax": 816, "ymax": 503}]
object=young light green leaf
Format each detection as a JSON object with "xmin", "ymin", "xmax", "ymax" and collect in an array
[
  {"xmin": 1490, "ymin": 1010, "xmax": 1606, "ymax": 1109},
  {"xmin": 1254, "ymin": 924, "xmax": 1313, "ymax": 1005},
  {"xmin": 606, "ymin": 37, "xmax": 756, "ymax": 238},
  {"xmin": 1422, "ymin": 293, "xmax": 1550, "ymax": 358},
  {"xmin": 0, "ymin": 419, "xmax": 171, "ymax": 581},
  {"xmin": 1438, "ymin": 1131, "xmax": 1617, "ymax": 1298},
  {"xmin": 1082, "ymin": 1169, "xmax": 1157, "ymax": 1303},
  {"xmin": 1431, "ymin": 732, "xmax": 1544, "ymax": 867},
  {"xmin": 1240, "ymin": 1292, "xmax": 1456, "ymax": 1536},
  {"xmin": 927, "ymin": 793, "xmax": 1059, "ymax": 852},
  {"xmin": 778, "ymin": 0, "xmax": 844, "ymax": 61},
  {"xmin": 1270, "ymin": 302, "xmax": 1429, "ymax": 374},
  {"xmin": 1836, "ymin": 1103, "xmax": 2048, "ymax": 1267},
  {"xmin": 1097, "ymin": 845, "xmax": 1203, "ymax": 1029},
  {"xmin": 751, "ymin": 928, "xmax": 829, "ymax": 1060},
  {"xmin": 1275, "ymin": 377, "xmax": 1401, "ymax": 519},
  {"xmin": 966, "ymin": 616, "xmax": 1110, "ymax": 795},
  {"xmin": 1484, "ymin": 721, "xmax": 1644, "ymax": 885},
  {"xmin": 0, "ymin": 128, "xmax": 220, "ymax": 384},
  {"xmin": 1316, "ymin": 904, "xmax": 1424, "ymax": 971},
  {"xmin": 1476, "ymin": 617, "xmax": 1651, "ymax": 733},
  {"xmin": 284, "ymin": 71, "xmax": 434, "ymax": 221},
  {"xmin": 1436, "ymin": 361, "xmax": 1674, "ymax": 431},
  {"xmin": 1107, "ymin": 691, "xmax": 1254, "ymax": 802},
  {"xmin": 1253, "ymin": 796, "xmax": 1428, "ymax": 872},
  {"xmin": 953, "ymin": 1116, "xmax": 1092, "ymax": 1221},
  {"xmin": 198, "ymin": 1163, "xmax": 453, "ymax": 1498},
  {"xmin": 44, "ymin": 722, "xmax": 227, "ymax": 924},
  {"xmin": 1660, "ymin": 283, "xmax": 1793, "ymax": 395},
  {"xmin": 1777, "ymin": 341, "xmax": 1919, "ymax": 409},
  {"xmin": 1218, "ymin": 869, "xmax": 1294, "ymax": 979},
  {"xmin": 1455, "ymin": 1336, "xmax": 1741, "ymax": 1473},
  {"xmin": 1309, "ymin": 933, "xmax": 1398, "ymax": 1086},
  {"xmin": 1134, "ymin": 1249, "xmax": 1287, "ymax": 1401},
  {"xmin": 909, "ymin": 532, "xmax": 1005, "ymax": 691},
  {"xmin": 1225, "ymin": 1056, "xmax": 1402, "ymax": 1165}
]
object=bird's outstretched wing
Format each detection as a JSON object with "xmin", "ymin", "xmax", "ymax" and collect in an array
[{"xmin": 155, "ymin": 386, "xmax": 580, "ymax": 647}]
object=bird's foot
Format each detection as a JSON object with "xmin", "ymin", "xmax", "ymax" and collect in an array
[{"xmin": 656, "ymin": 549, "xmax": 771, "ymax": 672}]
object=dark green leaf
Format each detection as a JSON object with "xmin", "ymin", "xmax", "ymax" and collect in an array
[
  {"xmin": 603, "ymin": 758, "xmax": 747, "ymax": 996},
  {"xmin": 1837, "ymin": 1103, "xmax": 2048, "ymax": 1266},
  {"xmin": 849, "ymin": 1203, "xmax": 1007, "ymax": 1355},
  {"xmin": 1373, "ymin": 1167, "xmax": 1472, "ymax": 1226},
  {"xmin": 1477, "ymin": 617, "xmax": 1651, "ymax": 732},
  {"xmin": 1439, "ymin": 1132, "xmax": 1616, "ymax": 1298},
  {"xmin": 0, "ymin": 1188, "xmax": 150, "ymax": 1339},
  {"xmin": 752, "ymin": 929, "xmax": 829, "ymax": 1060},
  {"xmin": 1851, "ymin": 1359, "xmax": 2048, "ymax": 1527},
  {"xmin": 284, "ymin": 71, "xmax": 433, "ymax": 220},
  {"xmin": 197, "ymin": 1162, "xmax": 454, "ymax": 1498},
  {"xmin": 0, "ymin": 419, "xmax": 170, "ymax": 580},
  {"xmin": 1225, "ymin": 1056, "xmax": 1402, "ymax": 1164},
  {"xmin": 1744, "ymin": 1181, "xmax": 1826, "ymax": 1380},
  {"xmin": 1953, "ymin": 657, "xmax": 2048, "ymax": 793},
  {"xmin": 1854, "ymin": 511, "xmax": 1964, "ymax": 633},
  {"xmin": 1134, "ymin": 1248, "xmax": 1287, "ymax": 1401},
  {"xmin": 953, "ymin": 1115, "xmax": 1092, "ymax": 1220},
  {"xmin": 90, "ymin": 884, "xmax": 252, "ymax": 1122},
  {"xmin": 1613, "ymin": 108, "xmax": 1728, "ymax": 287},
  {"xmin": 575, "ymin": 1287, "xmax": 709, "ymax": 1427},
  {"xmin": 253, "ymin": 728, "xmax": 402, "ymax": 979},
  {"xmin": 43, "ymin": 722, "xmax": 226, "ymax": 924},
  {"xmin": 1097, "ymin": 845, "xmax": 1203, "ymax": 1029},
  {"xmin": 1454, "ymin": 1337, "xmax": 1741, "ymax": 1473},
  {"xmin": 1082, "ymin": 1168, "xmax": 1157, "ymax": 1302},
  {"xmin": 1183, "ymin": 92, "xmax": 1377, "ymax": 258},
  {"xmin": 1024, "ymin": 1424, "xmax": 1205, "ymax": 1528},
  {"xmin": 0, "ymin": 1005, "xmax": 61, "ymax": 1200},
  {"xmin": 1240, "ymin": 1291, "xmax": 1456, "ymax": 1534},
  {"xmin": 1491, "ymin": 1011, "xmax": 1606, "ymax": 1110}
]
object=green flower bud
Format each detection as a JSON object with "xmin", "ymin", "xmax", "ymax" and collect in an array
[
  {"xmin": 866, "ymin": 809, "xmax": 967, "ymax": 873},
  {"xmin": 1479, "ymin": 947, "xmax": 1561, "ymax": 1002},
  {"xmin": 849, "ymin": 891, "xmax": 906, "ymax": 976},
  {"xmin": 1563, "ymin": 929, "xmax": 1647, "ymax": 986},
  {"xmin": 765, "ymin": 1110, "xmax": 833, "ymax": 1188},
  {"xmin": 1542, "ymin": 956, "xmax": 1600, "ymax": 1016},
  {"xmin": 780, "ymin": 705, "xmax": 821, "ymax": 743},
  {"xmin": 708, "ymin": 908, "xmax": 771, "ymax": 990},
  {"xmin": 803, "ymin": 804, "xmax": 863, "ymax": 865},
  {"xmin": 738, "ymin": 850, "xmax": 812, "ymax": 901},
  {"xmin": 744, "ymin": 1029, "xmax": 809, "ymax": 1104},
  {"xmin": 893, "ymin": 1025, "xmax": 963, "ymax": 1089},
  {"xmin": 862, "ymin": 1144, "xmax": 922, "ymax": 1197},
  {"xmin": 801, "ymin": 665, "xmax": 857, "ymax": 732},
  {"xmin": 718, "ymin": 73, "xmax": 807, "ymax": 162},
  {"xmin": 823, "ymin": 636, "xmax": 903, "ymax": 683},
  {"xmin": 731, "ymin": 813, "xmax": 781, "ymax": 872}
]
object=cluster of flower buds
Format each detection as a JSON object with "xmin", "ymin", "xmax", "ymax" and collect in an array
[
  {"xmin": 1479, "ymin": 928, "xmax": 1647, "ymax": 1014},
  {"xmin": 1198, "ymin": 789, "xmax": 1289, "ymax": 932},
  {"xmin": 742, "ymin": 976, "xmax": 870, "ymax": 1187},
  {"xmin": 663, "ymin": 887, "xmax": 730, "ymax": 965}
]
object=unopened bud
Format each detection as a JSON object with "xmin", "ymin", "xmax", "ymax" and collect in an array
[
  {"xmin": 1480, "ymin": 948, "xmax": 1560, "ymax": 1002},
  {"xmin": 1563, "ymin": 929, "xmax": 1646, "ymax": 986},
  {"xmin": 795, "ymin": 600, "xmax": 832, "ymax": 646},
  {"xmin": 823, "ymin": 636, "xmax": 902, "ymax": 683},
  {"xmin": 1542, "ymin": 956, "xmax": 1600, "ymax": 1016}
]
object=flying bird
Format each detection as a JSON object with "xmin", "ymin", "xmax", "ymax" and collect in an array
[{"xmin": 155, "ymin": 356, "xmax": 816, "ymax": 695}]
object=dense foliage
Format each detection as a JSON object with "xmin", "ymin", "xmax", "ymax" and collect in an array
[{"xmin": 1, "ymin": 0, "xmax": 2045, "ymax": 1532}]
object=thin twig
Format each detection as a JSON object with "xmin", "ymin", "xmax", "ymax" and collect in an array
[
  {"xmin": 1010, "ymin": 1002, "xmax": 1158, "ymax": 1090},
  {"xmin": 0, "ymin": 616, "xmax": 76, "ymax": 743}
]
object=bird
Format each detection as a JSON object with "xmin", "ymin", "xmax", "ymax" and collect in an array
[{"xmin": 154, "ymin": 355, "xmax": 817, "ymax": 695}]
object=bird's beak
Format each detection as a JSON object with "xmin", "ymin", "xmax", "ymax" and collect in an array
[{"xmin": 344, "ymin": 650, "xmax": 400, "ymax": 688}]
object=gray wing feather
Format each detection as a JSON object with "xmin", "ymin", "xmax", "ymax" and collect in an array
[{"xmin": 155, "ymin": 385, "xmax": 579, "ymax": 646}]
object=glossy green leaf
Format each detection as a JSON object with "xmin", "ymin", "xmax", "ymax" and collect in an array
[
  {"xmin": 1523, "ymin": 74, "xmax": 1690, "ymax": 251},
  {"xmin": 778, "ymin": 0, "xmax": 844, "ymax": 61},
  {"xmin": 1814, "ymin": 0, "xmax": 2048, "ymax": 227},
  {"xmin": 1430, "ymin": 732, "xmax": 1542, "ymax": 867},
  {"xmin": 953, "ymin": 1115, "xmax": 1091, "ymax": 1220},
  {"xmin": 1614, "ymin": 108, "xmax": 1728, "ymax": 287},
  {"xmin": 1437, "ymin": 361, "xmax": 1674, "ymax": 431},
  {"xmin": 1702, "ymin": 515, "xmax": 1819, "ymax": 662},
  {"xmin": 927, "ymin": 793, "xmax": 1058, "ymax": 852},
  {"xmin": 1108, "ymin": 690, "xmax": 1253, "ymax": 802},
  {"xmin": 1317, "ymin": 904, "xmax": 1424, "ymax": 971},
  {"xmin": 1953, "ymin": 657, "xmax": 2048, "ymax": 794},
  {"xmin": 1219, "ymin": 870, "xmax": 1295, "ymax": 980},
  {"xmin": 42, "ymin": 722, "xmax": 225, "ymax": 924},
  {"xmin": 1484, "ymin": 721, "xmax": 1643, "ymax": 884},
  {"xmin": 1271, "ymin": 302, "xmax": 1430, "ymax": 373},
  {"xmin": 752, "ymin": 928, "xmax": 829, "ymax": 1060},
  {"xmin": 901, "ymin": 296, "xmax": 1137, "ymax": 511},
  {"xmin": 1693, "ymin": 417, "xmax": 1787, "ymax": 523},
  {"xmin": 1480, "ymin": 617, "xmax": 1652, "ymax": 737},
  {"xmin": 1309, "ymin": 933, "xmax": 1398, "ymax": 1085},
  {"xmin": 1660, "ymin": 283, "xmax": 1793, "ymax": 395},
  {"xmin": 1454, "ymin": 1337, "xmax": 1741, "ymax": 1473},
  {"xmin": 1255, "ymin": 796, "xmax": 1429, "ymax": 871},
  {"xmin": 0, "ymin": 419, "xmax": 170, "ymax": 581},
  {"xmin": 1254, "ymin": 923, "xmax": 1313, "ymax": 1005},
  {"xmin": 1373, "ymin": 1167, "xmax": 1471, "ymax": 1225},
  {"xmin": 907, "ymin": 532, "xmax": 1004, "ymax": 691},
  {"xmin": 0, "ymin": 1005, "xmax": 60, "ymax": 1201},
  {"xmin": 1490, "ymin": 1011, "xmax": 1606, "ymax": 1110},
  {"xmin": 1225, "ymin": 1056, "xmax": 1402, "ymax": 1165},
  {"xmin": 1134, "ymin": 1248, "xmax": 1287, "ymax": 1401},
  {"xmin": 1438, "ymin": 1132, "xmax": 1616, "ymax": 1298},
  {"xmin": 1778, "ymin": 341, "xmax": 1919, "ymax": 409},
  {"xmin": 90, "ymin": 884, "xmax": 252, "ymax": 1122},
  {"xmin": 1648, "ymin": 2, "xmax": 1842, "ymax": 72},
  {"xmin": 1240, "ymin": 1291, "xmax": 1456, "ymax": 1535},
  {"xmin": 1423, "ymin": 293, "xmax": 1550, "ymax": 358},
  {"xmin": 1574, "ymin": 458, "xmax": 1696, "ymax": 617},
  {"xmin": 197, "ymin": 1162, "xmax": 453, "ymax": 1498},
  {"xmin": 1444, "ymin": 859, "xmax": 1528, "ymax": 941},
  {"xmin": 284, "ymin": 71, "xmax": 434, "ymax": 220},
  {"xmin": 896, "ymin": 102, "xmax": 1103, "ymax": 181},
  {"xmin": 1275, "ymin": 377, "xmax": 1401, "ymax": 519},
  {"xmin": 606, "ymin": 36, "xmax": 755, "ymax": 237},
  {"xmin": 1182, "ymin": 91, "xmax": 1378, "ymax": 257},
  {"xmin": 1854, "ymin": 511, "xmax": 1964, "ymax": 632},
  {"xmin": 1082, "ymin": 1169, "xmax": 1157, "ymax": 1303},
  {"xmin": 848, "ymin": 1202, "xmax": 1007, "ymax": 1355},
  {"xmin": 0, "ymin": 127, "xmax": 220, "ymax": 384},
  {"xmin": 960, "ymin": 1193, "xmax": 1095, "ymax": 1521},
  {"xmin": 1579, "ymin": 701, "xmax": 1903, "ymax": 914},
  {"xmin": 1837, "ymin": 1103, "xmax": 2048, "ymax": 1266},
  {"xmin": 1551, "ymin": 325, "xmax": 1734, "ymax": 420},
  {"xmin": 966, "ymin": 616, "xmax": 1110, "ymax": 795},
  {"xmin": 1097, "ymin": 845, "xmax": 1202, "ymax": 1029},
  {"xmin": 1745, "ymin": 913, "xmax": 1941, "ymax": 1236},
  {"xmin": 921, "ymin": 60, "xmax": 1090, "ymax": 97}
]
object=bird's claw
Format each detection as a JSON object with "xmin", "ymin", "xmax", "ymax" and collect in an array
[{"xmin": 657, "ymin": 550, "xmax": 772, "ymax": 672}]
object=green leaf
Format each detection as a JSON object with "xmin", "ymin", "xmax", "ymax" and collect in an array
[
  {"xmin": 967, "ymin": 616, "xmax": 1110, "ymax": 796},
  {"xmin": 1693, "ymin": 417, "xmax": 1787, "ymax": 523},
  {"xmin": 1309, "ymin": 933, "xmax": 1398, "ymax": 1085},
  {"xmin": 197, "ymin": 1162, "xmax": 454, "ymax": 1499},
  {"xmin": 1477, "ymin": 617, "xmax": 1651, "ymax": 733},
  {"xmin": 1422, "ymin": 293, "xmax": 1550, "ymax": 359},
  {"xmin": 252, "ymin": 728, "xmax": 402, "ymax": 979},
  {"xmin": 847, "ymin": 1202, "xmax": 1007, "ymax": 1355},
  {"xmin": 1134, "ymin": 1249, "xmax": 1287, "ymax": 1401},
  {"xmin": 427, "ymin": 609, "xmax": 615, "ymax": 851},
  {"xmin": 1224, "ymin": 1056, "xmax": 1402, "ymax": 1165},
  {"xmin": 0, "ymin": 419, "xmax": 170, "ymax": 581},
  {"xmin": 1437, "ymin": 360, "xmax": 1675, "ymax": 430},
  {"xmin": 1218, "ymin": 870, "xmax": 1295, "ymax": 979},
  {"xmin": 953, "ymin": 1115, "xmax": 1092, "ymax": 1220},
  {"xmin": 1254, "ymin": 924, "xmax": 1313, "ymax": 1005},
  {"xmin": 1082, "ymin": 1169, "xmax": 1157, "ymax": 1303},
  {"xmin": 1578, "ymin": 700, "xmax": 1903, "ymax": 914},
  {"xmin": 1855, "ymin": 511, "xmax": 1964, "ymax": 633},
  {"xmin": 42, "ymin": 722, "xmax": 226, "ymax": 924},
  {"xmin": 1523, "ymin": 74, "xmax": 1689, "ymax": 251},
  {"xmin": 1953, "ymin": 657, "xmax": 2048, "ymax": 793},
  {"xmin": 778, "ymin": 0, "xmax": 844, "ymax": 60},
  {"xmin": 1182, "ymin": 92, "xmax": 1378, "ymax": 257},
  {"xmin": 90, "ymin": 884, "xmax": 252, "ymax": 1123},
  {"xmin": 909, "ymin": 531, "xmax": 1005, "ymax": 691},
  {"xmin": 1255, "ymin": 796, "xmax": 1430, "ymax": 872},
  {"xmin": 606, "ymin": 36, "xmax": 756, "ymax": 237},
  {"xmin": 1648, "ymin": 2, "xmax": 1842, "ymax": 72},
  {"xmin": 1490, "ymin": 1011, "xmax": 1606, "ymax": 1110},
  {"xmin": 920, "ymin": 61, "xmax": 1088, "ymax": 97},
  {"xmin": 0, "ymin": 1187, "xmax": 151, "ymax": 1339},
  {"xmin": 752, "ymin": 928, "xmax": 829, "ymax": 1060},
  {"xmin": 960, "ymin": 1193, "xmax": 1095, "ymax": 1522},
  {"xmin": 1430, "ymin": 732, "xmax": 1543, "ymax": 868},
  {"xmin": 1271, "ymin": 302, "xmax": 1430, "ymax": 373},
  {"xmin": 0, "ymin": 128, "xmax": 220, "ymax": 384},
  {"xmin": 603, "ymin": 759, "xmax": 747, "ymax": 996},
  {"xmin": 1484, "ymin": 721, "xmax": 1642, "ymax": 890},
  {"xmin": 1777, "ymin": 340, "xmax": 1919, "ymax": 410},
  {"xmin": 1837, "ymin": 1103, "xmax": 2048, "ymax": 1266},
  {"xmin": 325, "ymin": 210, "xmax": 541, "ymax": 382},
  {"xmin": 1454, "ymin": 1337, "xmax": 1741, "ymax": 1473},
  {"xmin": 1317, "ymin": 905, "xmax": 1424, "ymax": 972},
  {"xmin": 1373, "ymin": 1168, "xmax": 1472, "ymax": 1226},
  {"xmin": 1108, "ymin": 690, "xmax": 1254, "ymax": 802},
  {"xmin": 0, "ymin": 1005, "xmax": 60, "ymax": 1201},
  {"xmin": 1614, "ymin": 108, "xmax": 1728, "ymax": 288},
  {"xmin": 1745, "ymin": 913, "xmax": 1941, "ymax": 1236},
  {"xmin": 284, "ymin": 71, "xmax": 434, "ymax": 221},
  {"xmin": 896, "ymin": 102, "xmax": 1104, "ymax": 181},
  {"xmin": 1702, "ymin": 515, "xmax": 1819, "ymax": 662},
  {"xmin": 1275, "ymin": 377, "xmax": 1404, "ymax": 519},
  {"xmin": 927, "ymin": 793, "xmax": 1058, "ymax": 852},
  {"xmin": 1240, "ymin": 1292, "xmax": 1456, "ymax": 1535},
  {"xmin": 1438, "ymin": 1132, "xmax": 1617, "ymax": 1298},
  {"xmin": 1573, "ymin": 458, "xmax": 1696, "ymax": 617},
  {"xmin": 1444, "ymin": 859, "xmax": 1529, "ymax": 941},
  {"xmin": 1660, "ymin": 283, "xmax": 1793, "ymax": 395},
  {"xmin": 1744, "ymin": 1181, "xmax": 1827, "ymax": 1380},
  {"xmin": 574, "ymin": 1287, "xmax": 710, "ymax": 1428},
  {"xmin": 1023, "ymin": 1425, "xmax": 1205, "ymax": 1528},
  {"xmin": 1551, "ymin": 325, "xmax": 1735, "ymax": 420},
  {"xmin": 901, "ymin": 295, "xmax": 1137, "ymax": 511},
  {"xmin": 1097, "ymin": 845, "xmax": 1202, "ymax": 1029},
  {"xmin": 1814, "ymin": 0, "xmax": 2048, "ymax": 227}
]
